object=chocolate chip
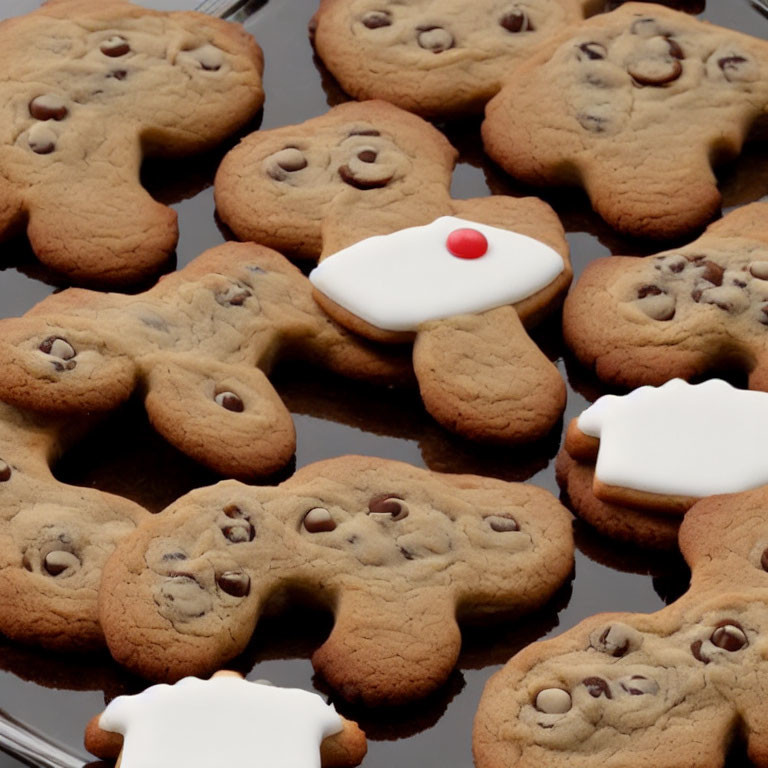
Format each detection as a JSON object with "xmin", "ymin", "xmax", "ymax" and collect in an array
[
  {"xmin": 761, "ymin": 547, "xmax": 768, "ymax": 572},
  {"xmin": 637, "ymin": 285, "xmax": 663, "ymax": 298},
  {"xmin": 368, "ymin": 494, "xmax": 409, "ymax": 520},
  {"xmin": 224, "ymin": 504, "xmax": 246, "ymax": 519},
  {"xmin": 222, "ymin": 519, "xmax": 255, "ymax": 543},
  {"xmin": 691, "ymin": 639, "xmax": 710, "ymax": 663},
  {"xmin": 215, "ymin": 391, "xmax": 244, "ymax": 412},
  {"xmin": 596, "ymin": 625, "xmax": 632, "ymax": 657},
  {"xmin": 39, "ymin": 336, "xmax": 75, "ymax": 361},
  {"xmin": 582, "ymin": 677, "xmax": 612, "ymax": 699},
  {"xmin": 338, "ymin": 164, "xmax": 393, "ymax": 189},
  {"xmin": 732, "ymin": 278, "xmax": 748, "ymax": 288},
  {"xmin": 100, "ymin": 36, "xmax": 130, "ymax": 57},
  {"xmin": 692, "ymin": 288, "xmax": 703, "ymax": 302},
  {"xmin": 700, "ymin": 261, "xmax": 724, "ymax": 286},
  {"xmin": 217, "ymin": 570, "xmax": 251, "ymax": 597},
  {"xmin": 416, "ymin": 26, "xmax": 454, "ymax": 53},
  {"xmin": 0, "ymin": 460, "xmax": 10, "ymax": 482},
  {"xmin": 216, "ymin": 284, "xmax": 252, "ymax": 307},
  {"xmin": 43, "ymin": 550, "xmax": 80, "ymax": 576},
  {"xmin": 399, "ymin": 546, "xmax": 414, "ymax": 560},
  {"xmin": 303, "ymin": 507, "xmax": 336, "ymax": 533},
  {"xmin": 500, "ymin": 10, "xmax": 534, "ymax": 33},
  {"xmin": 108, "ymin": 70, "xmax": 128, "ymax": 80},
  {"xmin": 486, "ymin": 515, "xmax": 519, "ymax": 532},
  {"xmin": 628, "ymin": 57, "xmax": 682, "ymax": 87},
  {"xmin": 535, "ymin": 688, "xmax": 571, "ymax": 714},
  {"xmin": 29, "ymin": 95, "xmax": 68, "ymax": 121},
  {"xmin": 160, "ymin": 575, "xmax": 210, "ymax": 618},
  {"xmin": 162, "ymin": 551, "xmax": 187, "ymax": 561},
  {"xmin": 665, "ymin": 38, "xmax": 684, "ymax": 60},
  {"xmin": 719, "ymin": 55, "xmax": 749, "ymax": 82},
  {"xmin": 28, "ymin": 124, "xmax": 56, "ymax": 154},
  {"xmin": 578, "ymin": 41, "xmax": 607, "ymax": 60},
  {"xmin": 577, "ymin": 113, "xmax": 608, "ymax": 133},
  {"xmin": 357, "ymin": 149, "xmax": 377, "ymax": 163},
  {"xmin": 349, "ymin": 129, "xmax": 381, "ymax": 137},
  {"xmin": 620, "ymin": 675, "xmax": 658, "ymax": 695},
  {"xmin": 750, "ymin": 261, "xmax": 768, "ymax": 280},
  {"xmin": 711, "ymin": 622, "xmax": 748, "ymax": 651},
  {"xmin": 362, "ymin": 10, "xmax": 392, "ymax": 28}
]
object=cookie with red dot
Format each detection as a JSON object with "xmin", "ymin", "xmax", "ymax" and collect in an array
[
  {"xmin": 0, "ymin": 0, "xmax": 264, "ymax": 285},
  {"xmin": 215, "ymin": 100, "xmax": 573, "ymax": 443}
]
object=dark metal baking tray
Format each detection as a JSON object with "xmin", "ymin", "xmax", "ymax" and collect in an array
[{"xmin": 0, "ymin": 1, "xmax": 766, "ymax": 766}]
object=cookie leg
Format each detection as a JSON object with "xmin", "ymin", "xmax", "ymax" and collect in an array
[
  {"xmin": 312, "ymin": 586, "xmax": 460, "ymax": 706},
  {"xmin": 583, "ymin": 152, "xmax": 721, "ymax": 239},
  {"xmin": 413, "ymin": 307, "xmax": 565, "ymax": 442},
  {"xmin": 143, "ymin": 357, "xmax": 296, "ymax": 478},
  {"xmin": 26, "ymin": 174, "xmax": 177, "ymax": 285}
]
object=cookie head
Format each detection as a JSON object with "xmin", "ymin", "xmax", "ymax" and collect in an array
[
  {"xmin": 214, "ymin": 101, "xmax": 457, "ymax": 258},
  {"xmin": 312, "ymin": 0, "xmax": 588, "ymax": 117}
]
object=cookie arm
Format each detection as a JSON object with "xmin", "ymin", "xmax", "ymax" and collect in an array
[
  {"xmin": 320, "ymin": 717, "xmax": 367, "ymax": 768},
  {"xmin": 414, "ymin": 307, "xmax": 565, "ymax": 442}
]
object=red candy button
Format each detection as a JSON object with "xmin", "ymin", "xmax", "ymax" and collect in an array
[{"xmin": 446, "ymin": 228, "xmax": 488, "ymax": 259}]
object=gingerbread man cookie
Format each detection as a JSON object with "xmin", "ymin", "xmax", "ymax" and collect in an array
[
  {"xmin": 0, "ymin": 243, "xmax": 410, "ymax": 479},
  {"xmin": 482, "ymin": 3, "xmax": 768, "ymax": 239},
  {"xmin": 85, "ymin": 671, "xmax": 367, "ymax": 768},
  {"xmin": 310, "ymin": 0, "xmax": 600, "ymax": 119},
  {"xmin": 563, "ymin": 203, "xmax": 768, "ymax": 391},
  {"xmin": 0, "ymin": 401, "xmax": 147, "ymax": 650},
  {"xmin": 98, "ymin": 455, "xmax": 574, "ymax": 705},
  {"xmin": 0, "ymin": 0, "xmax": 263, "ymax": 285},
  {"xmin": 557, "ymin": 378, "xmax": 768, "ymax": 549},
  {"xmin": 215, "ymin": 101, "xmax": 572, "ymax": 443},
  {"xmin": 474, "ymin": 484, "xmax": 768, "ymax": 768}
]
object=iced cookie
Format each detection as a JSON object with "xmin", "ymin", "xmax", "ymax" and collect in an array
[
  {"xmin": 310, "ymin": 0, "xmax": 599, "ymax": 119},
  {"xmin": 0, "ymin": 402, "xmax": 148, "ymax": 649},
  {"xmin": 563, "ymin": 203, "xmax": 768, "ymax": 390},
  {"xmin": 482, "ymin": 3, "xmax": 768, "ymax": 239},
  {"xmin": 474, "ymin": 484, "xmax": 768, "ymax": 768},
  {"xmin": 85, "ymin": 671, "xmax": 367, "ymax": 768},
  {"xmin": 557, "ymin": 378, "xmax": 768, "ymax": 548},
  {"xmin": 98, "ymin": 455, "xmax": 574, "ymax": 705},
  {"xmin": 0, "ymin": 0, "xmax": 264, "ymax": 285},
  {"xmin": 0, "ymin": 243, "xmax": 410, "ymax": 479},
  {"xmin": 215, "ymin": 101, "xmax": 572, "ymax": 443}
]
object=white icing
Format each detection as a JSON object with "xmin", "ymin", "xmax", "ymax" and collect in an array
[
  {"xmin": 99, "ymin": 676, "xmax": 342, "ymax": 768},
  {"xmin": 578, "ymin": 378, "xmax": 768, "ymax": 498},
  {"xmin": 309, "ymin": 216, "xmax": 564, "ymax": 332}
]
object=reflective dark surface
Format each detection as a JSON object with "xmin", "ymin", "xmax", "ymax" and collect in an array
[{"xmin": 0, "ymin": 1, "xmax": 766, "ymax": 766}]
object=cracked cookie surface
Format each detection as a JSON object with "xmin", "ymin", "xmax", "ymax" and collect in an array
[
  {"xmin": 98, "ymin": 455, "xmax": 574, "ymax": 705},
  {"xmin": 311, "ymin": 0, "xmax": 598, "ymax": 118},
  {"xmin": 482, "ymin": 2, "xmax": 768, "ymax": 239},
  {"xmin": 0, "ymin": 243, "xmax": 410, "ymax": 478},
  {"xmin": 0, "ymin": 0, "xmax": 264, "ymax": 285},
  {"xmin": 474, "ymin": 485, "xmax": 768, "ymax": 768}
]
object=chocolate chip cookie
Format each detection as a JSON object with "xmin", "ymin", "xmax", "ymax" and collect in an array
[
  {"xmin": 99, "ymin": 455, "xmax": 574, "ymax": 705},
  {"xmin": 0, "ymin": 243, "xmax": 411, "ymax": 479},
  {"xmin": 0, "ymin": 0, "xmax": 264, "ymax": 285},
  {"xmin": 311, "ymin": 0, "xmax": 599, "ymax": 118},
  {"xmin": 482, "ymin": 3, "xmax": 768, "ymax": 239}
]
